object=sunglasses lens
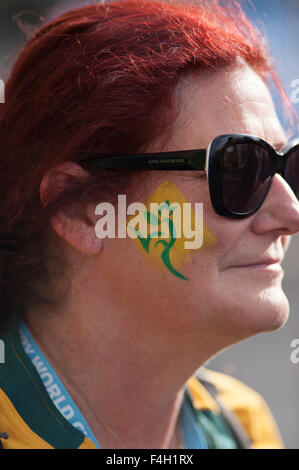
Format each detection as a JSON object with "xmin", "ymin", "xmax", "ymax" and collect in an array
[
  {"xmin": 284, "ymin": 147, "xmax": 299, "ymax": 199},
  {"xmin": 222, "ymin": 143, "xmax": 272, "ymax": 214}
]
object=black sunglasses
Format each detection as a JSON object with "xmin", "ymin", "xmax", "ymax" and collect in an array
[{"xmin": 78, "ymin": 133, "xmax": 299, "ymax": 219}]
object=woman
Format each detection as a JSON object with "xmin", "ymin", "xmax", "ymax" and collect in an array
[{"xmin": 0, "ymin": 0, "xmax": 298, "ymax": 449}]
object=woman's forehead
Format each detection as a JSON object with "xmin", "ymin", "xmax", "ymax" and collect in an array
[{"xmin": 171, "ymin": 63, "xmax": 287, "ymax": 151}]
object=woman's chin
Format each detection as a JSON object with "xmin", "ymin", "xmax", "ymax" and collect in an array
[
  {"xmin": 215, "ymin": 287, "xmax": 290, "ymax": 342},
  {"xmin": 243, "ymin": 288, "xmax": 290, "ymax": 335}
]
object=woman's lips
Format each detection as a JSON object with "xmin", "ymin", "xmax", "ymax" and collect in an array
[
  {"xmin": 228, "ymin": 259, "xmax": 283, "ymax": 274},
  {"xmin": 234, "ymin": 263, "xmax": 282, "ymax": 269},
  {"xmin": 230, "ymin": 258, "xmax": 282, "ymax": 268}
]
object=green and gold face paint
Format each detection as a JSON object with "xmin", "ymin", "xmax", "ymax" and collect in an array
[{"xmin": 126, "ymin": 181, "xmax": 216, "ymax": 280}]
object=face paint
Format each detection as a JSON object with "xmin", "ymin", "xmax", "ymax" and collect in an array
[{"xmin": 127, "ymin": 181, "xmax": 216, "ymax": 280}]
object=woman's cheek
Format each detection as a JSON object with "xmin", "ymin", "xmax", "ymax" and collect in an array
[{"xmin": 126, "ymin": 181, "xmax": 217, "ymax": 281}]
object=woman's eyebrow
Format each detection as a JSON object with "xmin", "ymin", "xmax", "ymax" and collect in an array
[{"xmin": 272, "ymin": 139, "xmax": 288, "ymax": 152}]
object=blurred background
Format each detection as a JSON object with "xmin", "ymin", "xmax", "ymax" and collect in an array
[{"xmin": 0, "ymin": 0, "xmax": 298, "ymax": 448}]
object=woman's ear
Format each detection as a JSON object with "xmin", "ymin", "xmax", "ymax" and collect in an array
[{"xmin": 40, "ymin": 161, "xmax": 103, "ymax": 255}]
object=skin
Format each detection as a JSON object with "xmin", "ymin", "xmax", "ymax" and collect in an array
[{"xmin": 26, "ymin": 61, "xmax": 299, "ymax": 449}]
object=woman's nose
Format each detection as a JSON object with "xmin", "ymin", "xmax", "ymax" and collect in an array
[{"xmin": 250, "ymin": 173, "xmax": 299, "ymax": 236}]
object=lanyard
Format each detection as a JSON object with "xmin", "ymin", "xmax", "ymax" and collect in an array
[
  {"xmin": 179, "ymin": 390, "xmax": 208, "ymax": 449},
  {"xmin": 19, "ymin": 320, "xmax": 101, "ymax": 448},
  {"xmin": 19, "ymin": 321, "xmax": 207, "ymax": 449}
]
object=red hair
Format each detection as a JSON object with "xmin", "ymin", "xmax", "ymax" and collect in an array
[{"xmin": 0, "ymin": 0, "xmax": 290, "ymax": 329}]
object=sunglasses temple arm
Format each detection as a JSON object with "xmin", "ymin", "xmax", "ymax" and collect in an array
[
  {"xmin": 188, "ymin": 149, "xmax": 207, "ymax": 171},
  {"xmin": 79, "ymin": 149, "xmax": 207, "ymax": 171}
]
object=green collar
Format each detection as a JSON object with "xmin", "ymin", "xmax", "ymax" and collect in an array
[{"xmin": 0, "ymin": 322, "xmax": 85, "ymax": 449}]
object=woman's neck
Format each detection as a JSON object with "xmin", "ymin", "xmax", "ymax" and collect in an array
[{"xmin": 23, "ymin": 304, "xmax": 203, "ymax": 448}]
